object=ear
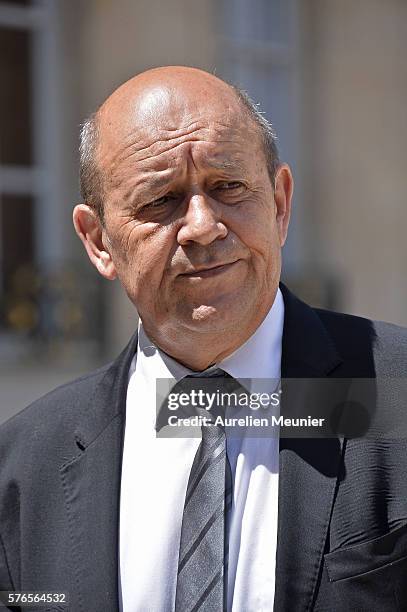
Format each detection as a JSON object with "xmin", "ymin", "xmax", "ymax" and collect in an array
[
  {"xmin": 273, "ymin": 163, "xmax": 294, "ymax": 247},
  {"xmin": 72, "ymin": 204, "xmax": 117, "ymax": 280}
]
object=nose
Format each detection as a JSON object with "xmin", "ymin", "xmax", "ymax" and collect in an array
[{"xmin": 177, "ymin": 194, "xmax": 227, "ymax": 246}]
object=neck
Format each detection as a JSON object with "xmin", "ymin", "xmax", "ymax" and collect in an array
[
  {"xmin": 142, "ymin": 299, "xmax": 276, "ymax": 371},
  {"xmin": 154, "ymin": 336, "xmax": 244, "ymax": 371}
]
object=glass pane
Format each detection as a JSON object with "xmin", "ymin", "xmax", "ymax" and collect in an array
[
  {"xmin": 0, "ymin": 27, "xmax": 32, "ymax": 165},
  {"xmin": 0, "ymin": 195, "xmax": 35, "ymax": 331}
]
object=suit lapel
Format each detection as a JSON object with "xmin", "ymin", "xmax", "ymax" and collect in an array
[
  {"xmin": 274, "ymin": 285, "xmax": 345, "ymax": 612},
  {"xmin": 59, "ymin": 333, "xmax": 138, "ymax": 612}
]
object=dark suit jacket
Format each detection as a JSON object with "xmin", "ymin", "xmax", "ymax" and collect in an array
[{"xmin": 1, "ymin": 284, "xmax": 407, "ymax": 612}]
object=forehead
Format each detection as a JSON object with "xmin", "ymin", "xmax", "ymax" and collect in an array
[{"xmin": 97, "ymin": 87, "xmax": 264, "ymax": 177}]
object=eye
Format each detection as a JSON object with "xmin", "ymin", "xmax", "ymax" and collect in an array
[
  {"xmin": 216, "ymin": 181, "xmax": 243, "ymax": 191},
  {"xmin": 143, "ymin": 194, "xmax": 176, "ymax": 210}
]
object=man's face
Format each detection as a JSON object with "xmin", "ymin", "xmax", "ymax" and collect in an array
[{"xmin": 81, "ymin": 83, "xmax": 292, "ymax": 346}]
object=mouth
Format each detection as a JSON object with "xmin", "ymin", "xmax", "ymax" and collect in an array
[{"xmin": 179, "ymin": 260, "xmax": 240, "ymax": 278}]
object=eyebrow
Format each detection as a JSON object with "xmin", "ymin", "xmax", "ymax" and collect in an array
[
  {"xmin": 132, "ymin": 156, "xmax": 247, "ymax": 196},
  {"xmin": 208, "ymin": 158, "xmax": 246, "ymax": 174}
]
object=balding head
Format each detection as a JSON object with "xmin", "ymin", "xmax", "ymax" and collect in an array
[
  {"xmin": 79, "ymin": 66, "xmax": 279, "ymax": 222},
  {"xmin": 99, "ymin": 66, "xmax": 241, "ymax": 129}
]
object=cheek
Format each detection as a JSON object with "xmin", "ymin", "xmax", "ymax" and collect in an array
[
  {"xmin": 233, "ymin": 203, "xmax": 277, "ymax": 255},
  {"xmin": 110, "ymin": 221, "xmax": 176, "ymax": 289}
]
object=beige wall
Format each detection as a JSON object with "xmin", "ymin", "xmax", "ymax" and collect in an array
[
  {"xmin": 301, "ymin": 0, "xmax": 407, "ymax": 325},
  {"xmin": 77, "ymin": 0, "xmax": 217, "ymax": 108}
]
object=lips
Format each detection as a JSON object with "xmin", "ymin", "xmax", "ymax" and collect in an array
[{"xmin": 179, "ymin": 260, "xmax": 239, "ymax": 278}]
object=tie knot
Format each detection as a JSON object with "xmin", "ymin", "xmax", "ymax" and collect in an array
[
  {"xmin": 187, "ymin": 366, "xmax": 228, "ymax": 378},
  {"xmin": 156, "ymin": 370, "xmax": 248, "ymax": 435}
]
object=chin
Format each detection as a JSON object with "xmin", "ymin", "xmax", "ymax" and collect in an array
[
  {"xmin": 180, "ymin": 303, "xmax": 240, "ymax": 333},
  {"xmin": 191, "ymin": 304, "xmax": 218, "ymax": 320}
]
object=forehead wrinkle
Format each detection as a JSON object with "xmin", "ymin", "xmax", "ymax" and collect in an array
[
  {"xmin": 101, "ymin": 110, "xmax": 257, "ymax": 196},
  {"xmin": 103, "ymin": 127, "xmax": 207, "ymax": 179},
  {"xmin": 105, "ymin": 140, "xmax": 245, "ymax": 191},
  {"xmin": 104, "ymin": 119, "xmax": 204, "ymax": 161},
  {"xmin": 125, "ymin": 121, "xmax": 208, "ymax": 154},
  {"xmin": 106, "ymin": 142, "xmax": 250, "ymax": 197},
  {"xmin": 103, "ymin": 114, "xmax": 244, "ymax": 168}
]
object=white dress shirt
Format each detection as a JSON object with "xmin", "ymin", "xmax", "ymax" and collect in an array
[{"xmin": 119, "ymin": 288, "xmax": 284, "ymax": 612}]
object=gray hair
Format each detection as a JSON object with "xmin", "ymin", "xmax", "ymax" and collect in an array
[
  {"xmin": 79, "ymin": 112, "xmax": 104, "ymax": 221},
  {"xmin": 79, "ymin": 84, "xmax": 280, "ymax": 224},
  {"xmin": 229, "ymin": 84, "xmax": 280, "ymax": 182}
]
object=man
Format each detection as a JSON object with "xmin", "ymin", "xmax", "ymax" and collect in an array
[{"xmin": 0, "ymin": 66, "xmax": 406, "ymax": 612}]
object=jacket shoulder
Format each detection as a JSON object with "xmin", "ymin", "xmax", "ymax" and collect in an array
[
  {"xmin": 314, "ymin": 306, "xmax": 407, "ymax": 375},
  {"xmin": 0, "ymin": 331, "xmax": 138, "ymax": 473}
]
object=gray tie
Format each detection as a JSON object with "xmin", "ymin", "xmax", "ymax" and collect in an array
[{"xmin": 174, "ymin": 369, "xmax": 234, "ymax": 612}]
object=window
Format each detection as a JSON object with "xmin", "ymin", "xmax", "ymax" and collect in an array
[
  {"xmin": 0, "ymin": 3, "xmax": 35, "ymax": 340},
  {"xmin": 0, "ymin": 1, "xmax": 100, "ymax": 362},
  {"xmin": 219, "ymin": 0, "xmax": 302, "ymax": 268}
]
